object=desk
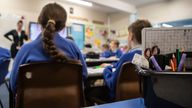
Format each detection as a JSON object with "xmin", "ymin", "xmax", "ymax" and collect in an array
[
  {"xmin": 86, "ymin": 58, "xmax": 119, "ymax": 67},
  {"xmin": 87, "ymin": 67, "xmax": 104, "ymax": 77},
  {"xmin": 86, "ymin": 98, "xmax": 145, "ymax": 108},
  {"xmin": 86, "ymin": 67, "xmax": 105, "ymax": 87},
  {"xmin": 87, "ymin": 67, "xmax": 116, "ymax": 77},
  {"xmin": 87, "ymin": 67, "xmax": 116, "ymax": 87}
]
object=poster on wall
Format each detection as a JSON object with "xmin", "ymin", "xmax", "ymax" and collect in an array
[
  {"xmin": 84, "ymin": 24, "xmax": 108, "ymax": 50},
  {"xmin": 85, "ymin": 25, "xmax": 94, "ymax": 39},
  {"xmin": 94, "ymin": 25, "xmax": 108, "ymax": 48},
  {"xmin": 71, "ymin": 23, "xmax": 85, "ymax": 50}
]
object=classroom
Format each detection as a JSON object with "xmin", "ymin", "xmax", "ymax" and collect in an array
[{"xmin": 0, "ymin": 0, "xmax": 192, "ymax": 108}]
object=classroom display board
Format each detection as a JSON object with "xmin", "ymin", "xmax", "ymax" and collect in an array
[
  {"xmin": 29, "ymin": 22, "xmax": 108, "ymax": 50},
  {"xmin": 71, "ymin": 23, "xmax": 85, "ymax": 50},
  {"xmin": 85, "ymin": 25, "xmax": 108, "ymax": 50},
  {"xmin": 142, "ymin": 27, "xmax": 192, "ymax": 68}
]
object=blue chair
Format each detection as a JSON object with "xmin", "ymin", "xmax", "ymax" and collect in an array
[{"xmin": 0, "ymin": 59, "xmax": 10, "ymax": 108}]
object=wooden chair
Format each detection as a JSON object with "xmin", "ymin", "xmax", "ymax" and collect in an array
[
  {"xmin": 15, "ymin": 61, "xmax": 85, "ymax": 108},
  {"xmin": 86, "ymin": 62, "xmax": 142, "ymax": 105},
  {"xmin": 116, "ymin": 62, "xmax": 142, "ymax": 101}
]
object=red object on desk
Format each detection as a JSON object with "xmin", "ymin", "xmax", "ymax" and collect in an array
[
  {"xmin": 170, "ymin": 59, "xmax": 176, "ymax": 72},
  {"xmin": 172, "ymin": 54, "xmax": 177, "ymax": 71}
]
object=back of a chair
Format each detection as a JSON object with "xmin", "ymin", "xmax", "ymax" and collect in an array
[
  {"xmin": 16, "ymin": 61, "xmax": 84, "ymax": 108},
  {"xmin": 116, "ymin": 62, "xmax": 141, "ymax": 101},
  {"xmin": 0, "ymin": 59, "xmax": 10, "ymax": 85}
]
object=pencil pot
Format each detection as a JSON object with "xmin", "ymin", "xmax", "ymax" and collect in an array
[{"xmin": 142, "ymin": 71, "xmax": 192, "ymax": 108}]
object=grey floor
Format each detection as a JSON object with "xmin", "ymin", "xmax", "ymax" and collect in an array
[
  {"xmin": 0, "ymin": 83, "xmax": 9, "ymax": 108},
  {"xmin": 0, "ymin": 59, "xmax": 13, "ymax": 108}
]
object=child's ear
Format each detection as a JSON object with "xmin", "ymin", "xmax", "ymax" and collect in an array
[{"xmin": 129, "ymin": 33, "xmax": 133, "ymax": 40}]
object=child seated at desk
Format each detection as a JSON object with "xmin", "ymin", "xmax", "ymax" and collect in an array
[
  {"xmin": 109, "ymin": 40, "xmax": 123, "ymax": 58},
  {"xmin": 10, "ymin": 3, "xmax": 87, "ymax": 94},
  {"xmin": 100, "ymin": 44, "xmax": 111, "ymax": 58},
  {"xmin": 103, "ymin": 20, "xmax": 152, "ymax": 99},
  {"xmin": 86, "ymin": 20, "xmax": 152, "ymax": 103}
]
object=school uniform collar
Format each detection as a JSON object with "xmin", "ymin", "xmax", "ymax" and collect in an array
[
  {"xmin": 37, "ymin": 32, "xmax": 64, "ymax": 40},
  {"xmin": 129, "ymin": 44, "xmax": 142, "ymax": 52}
]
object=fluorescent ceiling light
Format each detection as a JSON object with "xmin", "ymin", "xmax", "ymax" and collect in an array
[
  {"xmin": 162, "ymin": 23, "xmax": 173, "ymax": 27},
  {"xmin": 66, "ymin": 0, "xmax": 93, "ymax": 7}
]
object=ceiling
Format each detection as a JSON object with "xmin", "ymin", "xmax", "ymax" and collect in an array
[
  {"xmin": 61, "ymin": 0, "xmax": 122, "ymax": 14},
  {"xmin": 62, "ymin": 0, "xmax": 168, "ymax": 14},
  {"xmin": 87, "ymin": 3, "xmax": 121, "ymax": 14},
  {"xmin": 120, "ymin": 0, "xmax": 166, "ymax": 7}
]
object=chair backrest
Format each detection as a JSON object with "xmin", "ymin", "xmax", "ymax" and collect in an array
[
  {"xmin": 116, "ymin": 62, "xmax": 141, "ymax": 101},
  {"xmin": 16, "ymin": 61, "xmax": 84, "ymax": 108},
  {"xmin": 0, "ymin": 59, "xmax": 10, "ymax": 85}
]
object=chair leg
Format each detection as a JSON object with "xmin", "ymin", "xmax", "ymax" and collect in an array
[
  {"xmin": 4, "ymin": 80, "xmax": 14, "ymax": 108},
  {"xmin": 0, "ymin": 99, "xmax": 4, "ymax": 108},
  {"xmin": 9, "ymin": 91, "xmax": 14, "ymax": 108},
  {"xmin": 0, "ymin": 80, "xmax": 8, "ymax": 108}
]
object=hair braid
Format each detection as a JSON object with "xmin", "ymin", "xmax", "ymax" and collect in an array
[
  {"xmin": 43, "ymin": 21, "xmax": 68, "ymax": 62},
  {"xmin": 38, "ymin": 3, "xmax": 68, "ymax": 62}
]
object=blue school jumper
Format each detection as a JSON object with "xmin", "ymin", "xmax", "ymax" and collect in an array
[
  {"xmin": 103, "ymin": 47, "xmax": 142, "ymax": 98},
  {"xmin": 10, "ymin": 33, "xmax": 87, "ymax": 93},
  {"xmin": 100, "ymin": 50, "xmax": 111, "ymax": 58},
  {"xmin": 0, "ymin": 47, "xmax": 11, "ymax": 84},
  {"xmin": 0, "ymin": 47, "xmax": 11, "ymax": 64},
  {"xmin": 110, "ymin": 49, "xmax": 123, "ymax": 58}
]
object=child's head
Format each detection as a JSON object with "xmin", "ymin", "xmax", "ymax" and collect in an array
[
  {"xmin": 151, "ymin": 45, "xmax": 160, "ymax": 56},
  {"xmin": 128, "ymin": 19, "xmax": 152, "ymax": 48},
  {"xmin": 102, "ymin": 44, "xmax": 110, "ymax": 51},
  {"xmin": 110, "ymin": 40, "xmax": 120, "ymax": 51},
  {"xmin": 144, "ymin": 48, "xmax": 151, "ymax": 59},
  {"xmin": 38, "ymin": 3, "xmax": 68, "ymax": 62}
]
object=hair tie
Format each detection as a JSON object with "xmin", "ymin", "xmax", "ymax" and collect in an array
[{"xmin": 48, "ymin": 19, "xmax": 56, "ymax": 25}]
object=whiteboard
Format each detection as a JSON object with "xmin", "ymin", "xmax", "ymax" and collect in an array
[
  {"xmin": 142, "ymin": 27, "xmax": 192, "ymax": 54},
  {"xmin": 0, "ymin": 12, "xmax": 21, "ymax": 49},
  {"xmin": 142, "ymin": 27, "xmax": 192, "ymax": 69}
]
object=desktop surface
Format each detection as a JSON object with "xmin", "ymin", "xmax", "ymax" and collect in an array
[{"xmin": 86, "ymin": 58, "xmax": 119, "ymax": 67}]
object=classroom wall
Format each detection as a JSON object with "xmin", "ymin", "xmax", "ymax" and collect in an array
[
  {"xmin": 108, "ymin": 12, "xmax": 134, "ymax": 46},
  {"xmin": 137, "ymin": 0, "xmax": 192, "ymax": 24},
  {"xmin": 109, "ymin": 12, "xmax": 130, "ymax": 32},
  {"xmin": 0, "ymin": 0, "xmax": 108, "ymax": 48},
  {"xmin": 0, "ymin": 0, "xmax": 108, "ymax": 24}
]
